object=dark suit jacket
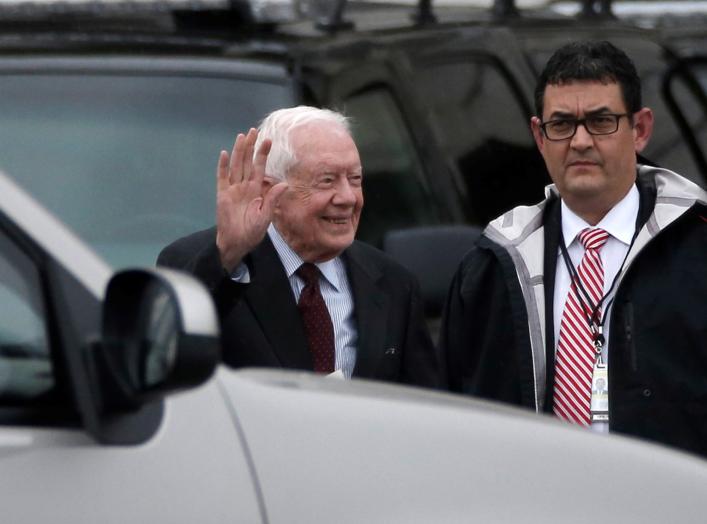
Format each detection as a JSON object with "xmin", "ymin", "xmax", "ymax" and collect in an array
[{"xmin": 157, "ymin": 227, "xmax": 441, "ymax": 388}]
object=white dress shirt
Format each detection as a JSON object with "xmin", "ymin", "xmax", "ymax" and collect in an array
[
  {"xmin": 553, "ymin": 185, "xmax": 639, "ymax": 433},
  {"xmin": 263, "ymin": 225, "xmax": 358, "ymax": 377}
]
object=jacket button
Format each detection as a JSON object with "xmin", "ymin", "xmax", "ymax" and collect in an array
[{"xmin": 642, "ymin": 388, "xmax": 652, "ymax": 397}]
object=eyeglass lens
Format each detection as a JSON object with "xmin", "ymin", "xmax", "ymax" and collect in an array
[{"xmin": 543, "ymin": 114, "xmax": 623, "ymax": 140}]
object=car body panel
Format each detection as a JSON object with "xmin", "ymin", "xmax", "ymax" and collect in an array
[
  {"xmin": 220, "ymin": 368, "xmax": 707, "ymax": 523},
  {"xmin": 0, "ymin": 378, "xmax": 262, "ymax": 524}
]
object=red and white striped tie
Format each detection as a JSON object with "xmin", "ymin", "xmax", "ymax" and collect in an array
[{"xmin": 553, "ymin": 227, "xmax": 610, "ymax": 426}]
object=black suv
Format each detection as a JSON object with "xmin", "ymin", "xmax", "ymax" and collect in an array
[{"xmin": 0, "ymin": 0, "xmax": 704, "ymax": 318}]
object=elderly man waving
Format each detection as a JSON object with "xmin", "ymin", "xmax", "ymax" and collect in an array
[{"xmin": 159, "ymin": 106, "xmax": 440, "ymax": 389}]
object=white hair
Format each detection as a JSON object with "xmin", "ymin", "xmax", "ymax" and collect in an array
[{"xmin": 254, "ymin": 105, "xmax": 351, "ymax": 181}]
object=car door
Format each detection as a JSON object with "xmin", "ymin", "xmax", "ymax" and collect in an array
[
  {"xmin": 316, "ymin": 24, "xmax": 550, "ymax": 238},
  {"xmin": 0, "ymin": 180, "xmax": 262, "ymax": 523},
  {"xmin": 405, "ymin": 26, "xmax": 550, "ymax": 226},
  {"xmin": 661, "ymin": 55, "xmax": 707, "ymax": 185},
  {"xmin": 308, "ymin": 54, "xmax": 453, "ymax": 247}
]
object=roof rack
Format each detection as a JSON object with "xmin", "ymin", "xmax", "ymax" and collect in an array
[
  {"xmin": 0, "ymin": 0, "xmax": 306, "ymax": 24},
  {"xmin": 307, "ymin": 0, "xmax": 353, "ymax": 31},
  {"xmin": 579, "ymin": 0, "xmax": 615, "ymax": 18},
  {"xmin": 493, "ymin": 0, "xmax": 520, "ymax": 18},
  {"xmin": 410, "ymin": 0, "xmax": 619, "ymax": 23},
  {"xmin": 412, "ymin": 0, "xmax": 435, "ymax": 24}
]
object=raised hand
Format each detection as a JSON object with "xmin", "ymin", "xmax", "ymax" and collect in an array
[{"xmin": 215, "ymin": 128, "xmax": 287, "ymax": 272}]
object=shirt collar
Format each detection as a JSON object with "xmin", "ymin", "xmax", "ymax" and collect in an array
[
  {"xmin": 267, "ymin": 224, "xmax": 342, "ymax": 291},
  {"xmin": 561, "ymin": 184, "xmax": 639, "ymax": 248}
]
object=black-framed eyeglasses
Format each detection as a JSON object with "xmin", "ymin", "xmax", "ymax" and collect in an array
[{"xmin": 540, "ymin": 113, "xmax": 631, "ymax": 141}]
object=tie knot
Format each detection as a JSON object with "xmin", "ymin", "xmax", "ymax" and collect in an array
[
  {"xmin": 296, "ymin": 263, "xmax": 321, "ymax": 286},
  {"xmin": 578, "ymin": 227, "xmax": 609, "ymax": 251}
]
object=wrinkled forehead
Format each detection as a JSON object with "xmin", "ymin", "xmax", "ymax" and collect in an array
[{"xmin": 289, "ymin": 120, "xmax": 351, "ymax": 146}]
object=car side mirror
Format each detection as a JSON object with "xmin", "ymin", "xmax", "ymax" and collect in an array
[{"xmin": 91, "ymin": 268, "xmax": 220, "ymax": 414}]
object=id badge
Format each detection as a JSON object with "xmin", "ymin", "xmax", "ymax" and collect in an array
[{"xmin": 591, "ymin": 363, "xmax": 609, "ymax": 422}]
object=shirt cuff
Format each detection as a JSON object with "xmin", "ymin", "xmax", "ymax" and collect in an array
[{"xmin": 230, "ymin": 262, "xmax": 251, "ymax": 284}]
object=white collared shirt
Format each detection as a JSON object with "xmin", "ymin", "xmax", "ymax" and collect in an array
[
  {"xmin": 266, "ymin": 224, "xmax": 358, "ymax": 378},
  {"xmin": 553, "ymin": 184, "xmax": 639, "ymax": 433}
]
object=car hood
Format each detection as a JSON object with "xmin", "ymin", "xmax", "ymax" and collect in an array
[{"xmin": 216, "ymin": 368, "xmax": 707, "ymax": 523}]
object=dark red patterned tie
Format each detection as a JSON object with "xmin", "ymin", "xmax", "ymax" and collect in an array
[{"xmin": 296, "ymin": 263, "xmax": 335, "ymax": 373}]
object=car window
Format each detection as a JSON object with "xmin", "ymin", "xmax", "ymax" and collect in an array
[
  {"xmin": 414, "ymin": 59, "xmax": 549, "ymax": 225},
  {"xmin": 664, "ymin": 60, "xmax": 707, "ymax": 187},
  {"xmin": 694, "ymin": 63, "xmax": 707, "ymax": 160},
  {"xmin": 641, "ymin": 60, "xmax": 705, "ymax": 185},
  {"xmin": 0, "ymin": 72, "xmax": 293, "ymax": 269},
  {"xmin": 0, "ymin": 232, "xmax": 53, "ymax": 403},
  {"xmin": 343, "ymin": 87, "xmax": 441, "ymax": 246}
]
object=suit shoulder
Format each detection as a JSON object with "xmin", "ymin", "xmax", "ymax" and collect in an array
[
  {"xmin": 452, "ymin": 239, "xmax": 508, "ymax": 298},
  {"xmin": 157, "ymin": 226, "xmax": 216, "ymax": 268}
]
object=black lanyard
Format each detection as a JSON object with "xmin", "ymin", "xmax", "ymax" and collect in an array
[{"xmin": 558, "ymin": 227, "xmax": 639, "ymax": 356}]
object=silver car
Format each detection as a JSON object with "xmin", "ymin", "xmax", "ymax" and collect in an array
[{"xmin": 1, "ymin": 170, "xmax": 707, "ymax": 522}]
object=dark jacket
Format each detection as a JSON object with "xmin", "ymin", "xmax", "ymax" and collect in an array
[
  {"xmin": 158, "ymin": 229, "xmax": 441, "ymax": 389},
  {"xmin": 441, "ymin": 166, "xmax": 707, "ymax": 457}
]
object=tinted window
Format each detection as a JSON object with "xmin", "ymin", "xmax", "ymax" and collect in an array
[
  {"xmin": 640, "ymin": 59, "xmax": 704, "ymax": 184},
  {"xmin": 0, "ymin": 232, "xmax": 53, "ymax": 403},
  {"xmin": 0, "ymin": 73, "xmax": 293, "ymax": 268},
  {"xmin": 415, "ymin": 60, "xmax": 549, "ymax": 224},
  {"xmin": 694, "ymin": 64, "xmax": 707, "ymax": 161},
  {"xmin": 664, "ymin": 61, "xmax": 707, "ymax": 187},
  {"xmin": 344, "ymin": 88, "xmax": 440, "ymax": 246}
]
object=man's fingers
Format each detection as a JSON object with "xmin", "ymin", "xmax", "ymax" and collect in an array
[
  {"xmin": 229, "ymin": 133, "xmax": 245, "ymax": 184},
  {"xmin": 252, "ymin": 138, "xmax": 272, "ymax": 183},
  {"xmin": 242, "ymin": 128, "xmax": 257, "ymax": 182},
  {"xmin": 216, "ymin": 150, "xmax": 230, "ymax": 192}
]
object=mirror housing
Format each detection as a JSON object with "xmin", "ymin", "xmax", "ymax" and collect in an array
[{"xmin": 89, "ymin": 268, "xmax": 220, "ymax": 415}]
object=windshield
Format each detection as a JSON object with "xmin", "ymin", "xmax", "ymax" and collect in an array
[{"xmin": 0, "ymin": 66, "xmax": 294, "ymax": 268}]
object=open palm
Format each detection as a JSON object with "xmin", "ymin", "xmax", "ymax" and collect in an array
[{"xmin": 216, "ymin": 128, "xmax": 287, "ymax": 272}]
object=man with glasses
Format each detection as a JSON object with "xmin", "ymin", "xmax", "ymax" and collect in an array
[{"xmin": 441, "ymin": 41, "xmax": 707, "ymax": 457}]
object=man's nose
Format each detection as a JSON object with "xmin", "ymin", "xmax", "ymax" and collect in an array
[
  {"xmin": 333, "ymin": 178, "xmax": 357, "ymax": 205},
  {"xmin": 570, "ymin": 122, "xmax": 594, "ymax": 150}
]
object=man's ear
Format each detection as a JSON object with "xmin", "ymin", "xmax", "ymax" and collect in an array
[
  {"xmin": 530, "ymin": 116, "xmax": 545, "ymax": 152},
  {"xmin": 633, "ymin": 107, "xmax": 654, "ymax": 153},
  {"xmin": 263, "ymin": 176, "xmax": 286, "ymax": 209}
]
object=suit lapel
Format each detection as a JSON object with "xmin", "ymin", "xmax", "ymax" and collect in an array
[
  {"xmin": 346, "ymin": 244, "xmax": 389, "ymax": 378},
  {"xmin": 245, "ymin": 237, "xmax": 313, "ymax": 370}
]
